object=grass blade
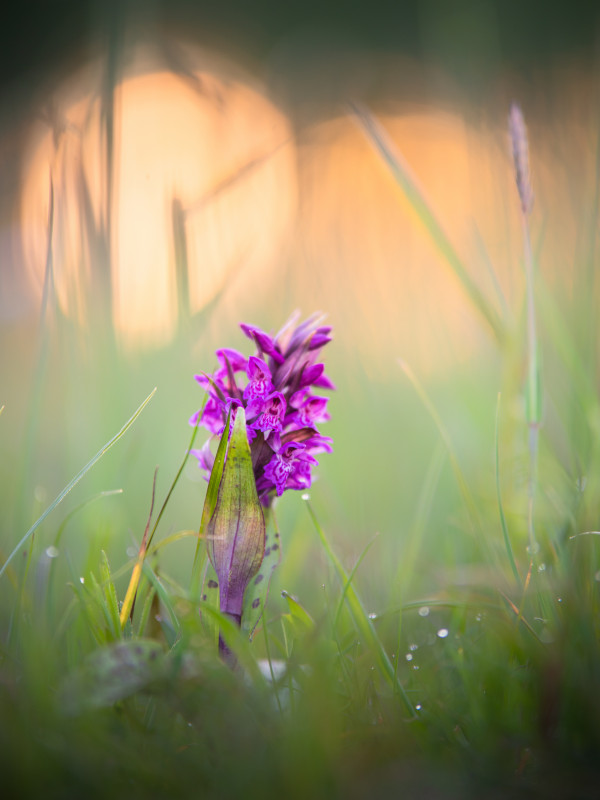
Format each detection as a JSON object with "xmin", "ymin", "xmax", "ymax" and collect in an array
[
  {"xmin": 0, "ymin": 387, "xmax": 156, "ymax": 580},
  {"xmin": 351, "ymin": 102, "xmax": 504, "ymax": 341},
  {"xmin": 305, "ymin": 499, "xmax": 416, "ymax": 717},
  {"xmin": 495, "ymin": 393, "xmax": 522, "ymax": 586}
]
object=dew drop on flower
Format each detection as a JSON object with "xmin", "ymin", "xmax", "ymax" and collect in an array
[
  {"xmin": 45, "ymin": 546, "xmax": 59, "ymax": 559},
  {"xmin": 418, "ymin": 606, "xmax": 430, "ymax": 617},
  {"xmin": 437, "ymin": 628, "xmax": 449, "ymax": 639}
]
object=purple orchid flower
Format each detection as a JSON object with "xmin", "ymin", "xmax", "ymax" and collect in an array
[{"xmin": 190, "ymin": 313, "xmax": 333, "ymax": 506}]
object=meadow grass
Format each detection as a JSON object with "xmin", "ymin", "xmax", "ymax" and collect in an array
[{"xmin": 1, "ymin": 101, "xmax": 600, "ymax": 800}]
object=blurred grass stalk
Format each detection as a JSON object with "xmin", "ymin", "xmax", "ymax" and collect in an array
[{"xmin": 350, "ymin": 101, "xmax": 505, "ymax": 343}]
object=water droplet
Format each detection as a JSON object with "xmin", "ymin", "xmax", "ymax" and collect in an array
[
  {"xmin": 415, "ymin": 704, "xmax": 422, "ymax": 711},
  {"xmin": 418, "ymin": 606, "xmax": 430, "ymax": 617},
  {"xmin": 412, "ymin": 665, "xmax": 420, "ymax": 670},
  {"xmin": 526, "ymin": 542, "xmax": 540, "ymax": 556},
  {"xmin": 409, "ymin": 643, "xmax": 418, "ymax": 651},
  {"xmin": 368, "ymin": 612, "xmax": 378, "ymax": 620},
  {"xmin": 301, "ymin": 493, "xmax": 310, "ymax": 501},
  {"xmin": 45, "ymin": 546, "xmax": 59, "ymax": 559},
  {"xmin": 126, "ymin": 546, "xmax": 137, "ymax": 558},
  {"xmin": 557, "ymin": 597, "xmax": 563, "ymax": 603},
  {"xmin": 405, "ymin": 653, "xmax": 413, "ymax": 662},
  {"xmin": 79, "ymin": 576, "xmax": 85, "ymax": 584},
  {"xmin": 475, "ymin": 613, "xmax": 482, "ymax": 622},
  {"xmin": 537, "ymin": 563, "xmax": 546, "ymax": 572},
  {"xmin": 437, "ymin": 628, "xmax": 449, "ymax": 639}
]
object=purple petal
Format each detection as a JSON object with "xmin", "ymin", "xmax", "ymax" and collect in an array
[
  {"xmin": 251, "ymin": 391, "xmax": 287, "ymax": 436},
  {"xmin": 216, "ymin": 348, "xmax": 248, "ymax": 374},
  {"xmin": 243, "ymin": 356, "xmax": 273, "ymax": 403},
  {"xmin": 312, "ymin": 373, "xmax": 336, "ymax": 391},
  {"xmin": 240, "ymin": 323, "xmax": 285, "ymax": 364},
  {"xmin": 298, "ymin": 363, "xmax": 324, "ymax": 389}
]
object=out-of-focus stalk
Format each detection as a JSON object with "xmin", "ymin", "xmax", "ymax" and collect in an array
[{"xmin": 509, "ymin": 102, "xmax": 541, "ymax": 558}]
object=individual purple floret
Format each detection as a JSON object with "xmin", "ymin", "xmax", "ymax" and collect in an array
[{"xmin": 190, "ymin": 313, "xmax": 334, "ymax": 505}]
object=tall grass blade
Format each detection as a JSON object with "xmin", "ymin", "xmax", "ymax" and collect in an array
[
  {"xmin": 509, "ymin": 103, "xmax": 541, "ymax": 556},
  {"xmin": 0, "ymin": 388, "xmax": 156, "ymax": 580},
  {"xmin": 394, "ymin": 441, "xmax": 447, "ymax": 593},
  {"xmin": 305, "ymin": 499, "xmax": 416, "ymax": 717},
  {"xmin": 351, "ymin": 102, "xmax": 504, "ymax": 340},
  {"xmin": 397, "ymin": 358, "xmax": 492, "ymax": 561},
  {"xmin": 120, "ymin": 469, "xmax": 158, "ymax": 628},
  {"xmin": 495, "ymin": 393, "xmax": 522, "ymax": 585}
]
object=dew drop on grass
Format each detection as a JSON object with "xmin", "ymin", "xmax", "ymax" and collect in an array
[
  {"xmin": 418, "ymin": 606, "xmax": 430, "ymax": 617},
  {"xmin": 526, "ymin": 542, "xmax": 540, "ymax": 556},
  {"xmin": 409, "ymin": 643, "xmax": 418, "ymax": 651},
  {"xmin": 412, "ymin": 665, "xmax": 420, "ymax": 670},
  {"xmin": 45, "ymin": 546, "xmax": 59, "ymax": 558},
  {"xmin": 368, "ymin": 612, "xmax": 377, "ymax": 620},
  {"xmin": 301, "ymin": 493, "xmax": 310, "ymax": 501},
  {"xmin": 79, "ymin": 577, "xmax": 85, "ymax": 584},
  {"xmin": 415, "ymin": 704, "xmax": 422, "ymax": 711},
  {"xmin": 537, "ymin": 563, "xmax": 546, "ymax": 572},
  {"xmin": 126, "ymin": 546, "xmax": 137, "ymax": 558},
  {"xmin": 405, "ymin": 653, "xmax": 413, "ymax": 662},
  {"xmin": 437, "ymin": 628, "xmax": 449, "ymax": 639}
]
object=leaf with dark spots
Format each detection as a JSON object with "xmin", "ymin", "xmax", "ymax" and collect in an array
[
  {"xmin": 206, "ymin": 407, "xmax": 266, "ymax": 624},
  {"xmin": 242, "ymin": 508, "xmax": 282, "ymax": 639}
]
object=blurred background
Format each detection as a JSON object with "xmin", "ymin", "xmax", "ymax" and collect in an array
[{"xmin": 1, "ymin": 0, "xmax": 599, "ymax": 611}]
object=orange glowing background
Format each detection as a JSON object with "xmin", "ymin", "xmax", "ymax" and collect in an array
[{"xmin": 16, "ymin": 44, "xmax": 599, "ymax": 373}]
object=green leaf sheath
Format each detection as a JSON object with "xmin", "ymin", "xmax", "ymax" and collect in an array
[{"xmin": 206, "ymin": 408, "xmax": 266, "ymax": 623}]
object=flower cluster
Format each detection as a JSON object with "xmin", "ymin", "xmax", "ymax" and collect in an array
[{"xmin": 190, "ymin": 314, "xmax": 333, "ymax": 505}]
